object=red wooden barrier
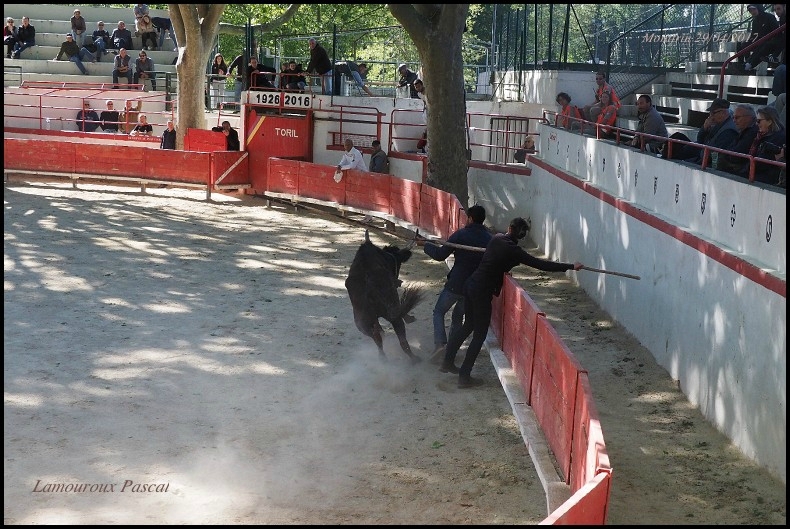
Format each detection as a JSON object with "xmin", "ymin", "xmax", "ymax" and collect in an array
[
  {"xmin": 539, "ymin": 471, "xmax": 611, "ymax": 525},
  {"xmin": 298, "ymin": 162, "xmax": 344, "ymax": 203},
  {"xmin": 501, "ymin": 275, "xmax": 545, "ymax": 401},
  {"xmin": 531, "ymin": 315, "xmax": 587, "ymax": 484},
  {"xmin": 5, "ymin": 139, "xmax": 76, "ymax": 173},
  {"xmin": 212, "ymin": 151, "xmax": 249, "ymax": 187},
  {"xmin": 419, "ymin": 185, "xmax": 454, "ymax": 239},
  {"xmin": 144, "ymin": 149, "xmax": 211, "ymax": 184},
  {"xmin": 390, "ymin": 178, "xmax": 422, "ymax": 226},
  {"xmin": 570, "ymin": 373, "xmax": 611, "ymax": 492},
  {"xmin": 184, "ymin": 128, "xmax": 226, "ymax": 152},
  {"xmin": 267, "ymin": 158, "xmax": 300, "ymax": 195},
  {"xmin": 346, "ymin": 170, "xmax": 391, "ymax": 214}
]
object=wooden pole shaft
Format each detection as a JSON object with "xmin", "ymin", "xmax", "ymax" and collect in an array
[{"xmin": 581, "ymin": 265, "xmax": 641, "ymax": 280}]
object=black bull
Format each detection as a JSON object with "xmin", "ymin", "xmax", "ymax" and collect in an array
[{"xmin": 345, "ymin": 231, "xmax": 425, "ymax": 363}]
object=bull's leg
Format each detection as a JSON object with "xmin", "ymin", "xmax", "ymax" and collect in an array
[
  {"xmin": 371, "ymin": 321, "xmax": 387, "ymax": 360},
  {"xmin": 390, "ymin": 318, "xmax": 421, "ymax": 364}
]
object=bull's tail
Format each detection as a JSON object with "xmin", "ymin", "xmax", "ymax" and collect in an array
[{"xmin": 397, "ymin": 284, "xmax": 425, "ymax": 320}]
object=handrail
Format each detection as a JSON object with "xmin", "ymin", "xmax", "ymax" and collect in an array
[
  {"xmin": 542, "ymin": 109, "xmax": 786, "ymax": 185},
  {"xmin": 719, "ymin": 22, "xmax": 786, "ymax": 98}
]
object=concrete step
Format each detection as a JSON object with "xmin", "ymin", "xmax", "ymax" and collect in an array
[
  {"xmin": 699, "ymin": 51, "xmax": 734, "ymax": 62},
  {"xmin": 3, "ymin": 5, "xmax": 172, "ymax": 27},
  {"xmin": 10, "ymin": 32, "xmax": 177, "ymax": 54},
  {"xmin": 7, "ymin": 45, "xmax": 176, "ymax": 67},
  {"xmin": 4, "ymin": 56, "xmax": 176, "ymax": 77}
]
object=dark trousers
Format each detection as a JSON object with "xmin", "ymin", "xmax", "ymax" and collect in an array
[{"xmin": 444, "ymin": 287, "xmax": 493, "ymax": 378}]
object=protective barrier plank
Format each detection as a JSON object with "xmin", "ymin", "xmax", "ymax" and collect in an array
[
  {"xmin": 76, "ymin": 143, "xmax": 143, "ymax": 178},
  {"xmin": 211, "ymin": 151, "xmax": 249, "ymax": 187},
  {"xmin": 4, "ymin": 138, "xmax": 76, "ymax": 173},
  {"xmin": 531, "ymin": 315, "xmax": 587, "ymax": 484},
  {"xmin": 143, "ymin": 149, "xmax": 211, "ymax": 183},
  {"xmin": 267, "ymin": 158, "xmax": 300, "ymax": 195},
  {"xmin": 390, "ymin": 178, "xmax": 421, "ymax": 226},
  {"xmin": 345, "ymin": 170, "xmax": 391, "ymax": 213},
  {"xmin": 184, "ymin": 128, "xmax": 226, "ymax": 152},
  {"xmin": 501, "ymin": 275, "xmax": 545, "ymax": 402},
  {"xmin": 539, "ymin": 471, "xmax": 611, "ymax": 525},
  {"xmin": 298, "ymin": 162, "xmax": 343, "ymax": 203},
  {"xmin": 419, "ymin": 185, "xmax": 453, "ymax": 239},
  {"xmin": 570, "ymin": 373, "xmax": 611, "ymax": 493}
]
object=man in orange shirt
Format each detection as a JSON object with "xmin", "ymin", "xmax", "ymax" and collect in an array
[{"xmin": 584, "ymin": 71, "xmax": 620, "ymax": 124}]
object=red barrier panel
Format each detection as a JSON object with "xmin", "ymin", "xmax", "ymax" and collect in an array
[
  {"xmin": 212, "ymin": 151, "xmax": 249, "ymax": 187},
  {"xmin": 77, "ymin": 143, "xmax": 149, "ymax": 178},
  {"xmin": 298, "ymin": 162, "xmax": 344, "ymax": 203},
  {"xmin": 184, "ymin": 128, "xmax": 226, "ymax": 152},
  {"xmin": 539, "ymin": 471, "xmax": 611, "ymax": 525},
  {"xmin": 267, "ymin": 158, "xmax": 300, "ymax": 195},
  {"xmin": 570, "ymin": 373, "xmax": 611, "ymax": 493},
  {"xmin": 532, "ymin": 315, "xmax": 587, "ymax": 484},
  {"xmin": 345, "ymin": 170, "xmax": 391, "ymax": 214},
  {"xmin": 501, "ymin": 275, "xmax": 546, "ymax": 401},
  {"xmin": 143, "ymin": 149, "xmax": 211, "ymax": 184},
  {"xmin": 490, "ymin": 282, "xmax": 506, "ymax": 349},
  {"xmin": 419, "ymin": 185, "xmax": 454, "ymax": 238},
  {"xmin": 451, "ymin": 196, "xmax": 467, "ymax": 234},
  {"xmin": 5, "ymin": 139, "xmax": 76, "ymax": 173},
  {"xmin": 390, "ymin": 178, "xmax": 422, "ymax": 226}
]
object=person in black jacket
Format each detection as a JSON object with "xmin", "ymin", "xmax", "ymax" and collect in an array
[
  {"xmin": 741, "ymin": 4, "xmax": 780, "ymax": 71},
  {"xmin": 212, "ymin": 120, "xmax": 240, "ymax": 151},
  {"xmin": 397, "ymin": 63, "xmax": 419, "ymax": 98},
  {"xmin": 306, "ymin": 38, "xmax": 332, "ymax": 95},
  {"xmin": 246, "ymin": 56, "xmax": 275, "ymax": 90},
  {"xmin": 441, "ymin": 217, "xmax": 583, "ymax": 388},
  {"xmin": 12, "ymin": 16, "xmax": 35, "ymax": 59},
  {"xmin": 160, "ymin": 119, "xmax": 176, "ymax": 150}
]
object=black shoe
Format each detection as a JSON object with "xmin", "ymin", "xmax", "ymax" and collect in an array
[
  {"xmin": 458, "ymin": 375, "xmax": 484, "ymax": 389},
  {"xmin": 439, "ymin": 360, "xmax": 459, "ymax": 374}
]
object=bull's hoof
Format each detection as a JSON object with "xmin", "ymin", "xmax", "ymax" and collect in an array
[{"xmin": 403, "ymin": 313, "xmax": 416, "ymax": 323}]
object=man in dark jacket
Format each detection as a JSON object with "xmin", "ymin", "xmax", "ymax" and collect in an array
[
  {"xmin": 306, "ymin": 37, "xmax": 332, "ymax": 95},
  {"xmin": 397, "ymin": 64, "xmax": 419, "ymax": 98},
  {"xmin": 742, "ymin": 4, "xmax": 780, "ymax": 70},
  {"xmin": 694, "ymin": 98, "xmax": 739, "ymax": 167},
  {"xmin": 630, "ymin": 94, "xmax": 669, "ymax": 153},
  {"xmin": 441, "ymin": 217, "xmax": 583, "ymax": 388},
  {"xmin": 12, "ymin": 16, "xmax": 35, "ymax": 59},
  {"xmin": 718, "ymin": 104, "xmax": 759, "ymax": 177},
  {"xmin": 417, "ymin": 205, "xmax": 492, "ymax": 364},
  {"xmin": 212, "ymin": 120, "xmax": 240, "ymax": 151}
]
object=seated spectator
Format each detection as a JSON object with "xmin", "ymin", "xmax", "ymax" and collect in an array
[
  {"xmin": 282, "ymin": 60, "xmax": 306, "ymax": 92},
  {"xmin": 91, "ymin": 21, "xmax": 111, "ymax": 61},
  {"xmin": 397, "ymin": 64, "xmax": 419, "ymax": 98},
  {"xmin": 135, "ymin": 13, "xmax": 157, "ymax": 51},
  {"xmin": 514, "ymin": 135, "xmax": 536, "ymax": 163},
  {"xmin": 336, "ymin": 61, "xmax": 375, "ymax": 97},
  {"xmin": 594, "ymin": 90, "xmax": 618, "ymax": 139},
  {"xmin": 76, "ymin": 101, "xmax": 100, "ymax": 132},
  {"xmin": 247, "ymin": 56, "xmax": 275, "ymax": 90},
  {"xmin": 211, "ymin": 120, "xmax": 240, "ymax": 151},
  {"xmin": 694, "ymin": 98, "xmax": 739, "ymax": 167},
  {"xmin": 630, "ymin": 94, "xmax": 668, "ymax": 153},
  {"xmin": 160, "ymin": 119, "xmax": 176, "ymax": 150},
  {"xmin": 134, "ymin": 50, "xmax": 156, "ymax": 91},
  {"xmin": 12, "ymin": 16, "xmax": 35, "ymax": 59},
  {"xmin": 336, "ymin": 138, "xmax": 367, "ymax": 171},
  {"xmin": 120, "ymin": 99, "xmax": 142, "ymax": 133},
  {"xmin": 53, "ymin": 34, "xmax": 93, "ymax": 76},
  {"xmin": 112, "ymin": 48, "xmax": 133, "ymax": 88},
  {"xmin": 584, "ymin": 71, "xmax": 621, "ymax": 123},
  {"xmin": 5, "ymin": 17, "xmax": 18, "ymax": 59},
  {"xmin": 70, "ymin": 9, "xmax": 87, "ymax": 47},
  {"xmin": 369, "ymin": 139, "xmax": 389, "ymax": 173},
  {"xmin": 129, "ymin": 114, "xmax": 153, "ymax": 137},
  {"xmin": 99, "ymin": 99, "xmax": 120, "ymax": 133},
  {"xmin": 718, "ymin": 104, "xmax": 759, "ymax": 177},
  {"xmin": 750, "ymin": 106, "xmax": 786, "ymax": 185},
  {"xmin": 740, "ymin": 4, "xmax": 780, "ymax": 71},
  {"xmin": 111, "ymin": 21, "xmax": 133, "ymax": 51},
  {"xmin": 555, "ymin": 92, "xmax": 582, "ymax": 130},
  {"xmin": 151, "ymin": 16, "xmax": 177, "ymax": 51}
]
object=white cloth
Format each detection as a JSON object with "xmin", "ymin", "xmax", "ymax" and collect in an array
[{"xmin": 338, "ymin": 146, "xmax": 366, "ymax": 171}]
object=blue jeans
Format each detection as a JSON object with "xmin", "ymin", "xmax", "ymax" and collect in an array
[
  {"xmin": 772, "ymin": 64, "xmax": 786, "ymax": 97},
  {"xmin": 113, "ymin": 67, "xmax": 133, "ymax": 85},
  {"xmin": 321, "ymin": 70, "xmax": 333, "ymax": 95},
  {"xmin": 158, "ymin": 27, "xmax": 177, "ymax": 50},
  {"xmin": 432, "ymin": 287, "xmax": 465, "ymax": 347},
  {"xmin": 13, "ymin": 39, "xmax": 35, "ymax": 58},
  {"xmin": 93, "ymin": 37, "xmax": 106, "ymax": 58},
  {"xmin": 71, "ymin": 31, "xmax": 86, "ymax": 47},
  {"xmin": 69, "ymin": 51, "xmax": 92, "ymax": 75}
]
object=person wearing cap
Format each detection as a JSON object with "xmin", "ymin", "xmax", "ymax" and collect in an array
[
  {"xmin": 740, "ymin": 4, "xmax": 780, "ymax": 71},
  {"xmin": 397, "ymin": 64, "xmax": 419, "ymax": 98},
  {"xmin": 11, "ymin": 16, "xmax": 35, "ymax": 60},
  {"xmin": 694, "ymin": 98, "xmax": 738, "ymax": 168},
  {"xmin": 53, "ymin": 33, "xmax": 93, "ymax": 75},
  {"xmin": 441, "ymin": 217, "xmax": 583, "ymax": 389},
  {"xmin": 306, "ymin": 38, "xmax": 333, "ymax": 95},
  {"xmin": 76, "ymin": 101, "xmax": 99, "ymax": 133},
  {"xmin": 91, "ymin": 21, "xmax": 111, "ymax": 61}
]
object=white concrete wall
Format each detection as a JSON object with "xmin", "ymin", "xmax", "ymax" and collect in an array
[{"xmin": 469, "ymin": 125, "xmax": 787, "ymax": 484}]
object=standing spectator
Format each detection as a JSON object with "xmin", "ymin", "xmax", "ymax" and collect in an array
[
  {"xmin": 337, "ymin": 61, "xmax": 375, "ymax": 96},
  {"xmin": 209, "ymin": 53, "xmax": 228, "ymax": 109},
  {"xmin": 718, "ymin": 104, "xmax": 759, "ymax": 177},
  {"xmin": 741, "ymin": 4, "xmax": 780, "ymax": 71},
  {"xmin": 416, "ymin": 205, "xmax": 492, "ymax": 364},
  {"xmin": 76, "ymin": 101, "xmax": 100, "ymax": 133},
  {"xmin": 129, "ymin": 114, "xmax": 153, "ymax": 137},
  {"xmin": 91, "ymin": 21, "xmax": 111, "ymax": 61},
  {"xmin": 99, "ymin": 99, "xmax": 120, "ymax": 133},
  {"xmin": 583, "ymin": 71, "xmax": 621, "ymax": 123},
  {"xmin": 11, "ymin": 16, "xmax": 35, "ymax": 59},
  {"xmin": 368, "ymin": 139, "xmax": 389, "ymax": 173},
  {"xmin": 441, "ymin": 217, "xmax": 583, "ymax": 388},
  {"xmin": 246, "ymin": 56, "xmax": 275, "ymax": 90},
  {"xmin": 227, "ymin": 53, "xmax": 246, "ymax": 100},
  {"xmin": 594, "ymin": 90, "xmax": 618, "ymax": 139},
  {"xmin": 282, "ymin": 60, "xmax": 306, "ymax": 92},
  {"xmin": 397, "ymin": 64, "xmax": 419, "ymax": 98},
  {"xmin": 4, "ymin": 17, "xmax": 18, "ymax": 59},
  {"xmin": 695, "ymin": 98, "xmax": 739, "ymax": 167},
  {"xmin": 112, "ymin": 48, "xmax": 133, "ymax": 87},
  {"xmin": 336, "ymin": 138, "xmax": 366, "ymax": 171},
  {"xmin": 136, "ymin": 13, "xmax": 157, "ymax": 51},
  {"xmin": 306, "ymin": 37, "xmax": 333, "ymax": 95},
  {"xmin": 555, "ymin": 92, "xmax": 583, "ymax": 130},
  {"xmin": 151, "ymin": 16, "xmax": 177, "ymax": 51},
  {"xmin": 211, "ymin": 120, "xmax": 240, "ymax": 151},
  {"xmin": 750, "ymin": 106, "xmax": 786, "ymax": 185},
  {"xmin": 770, "ymin": 3, "xmax": 786, "ymax": 96},
  {"xmin": 134, "ymin": 50, "xmax": 156, "ymax": 91},
  {"xmin": 160, "ymin": 119, "xmax": 176, "ymax": 149},
  {"xmin": 53, "ymin": 34, "xmax": 93, "ymax": 75},
  {"xmin": 134, "ymin": 4, "xmax": 150, "ymax": 24},
  {"xmin": 111, "ymin": 21, "xmax": 133, "ymax": 51},
  {"xmin": 629, "ymin": 94, "xmax": 668, "ymax": 153},
  {"xmin": 70, "ymin": 9, "xmax": 87, "ymax": 47},
  {"xmin": 120, "ymin": 99, "xmax": 142, "ymax": 133},
  {"xmin": 414, "ymin": 78, "xmax": 428, "ymax": 120}
]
